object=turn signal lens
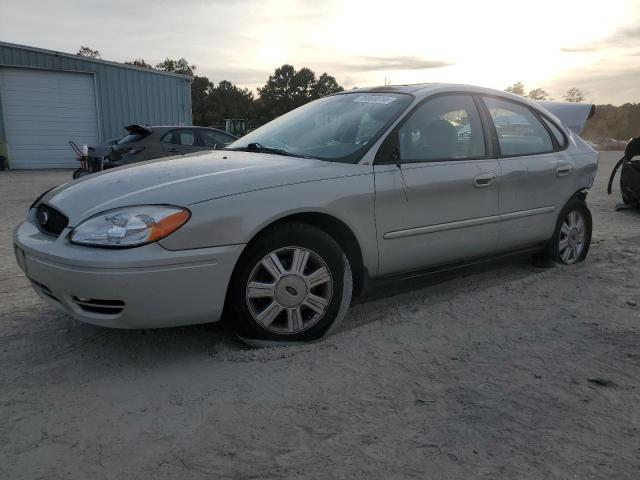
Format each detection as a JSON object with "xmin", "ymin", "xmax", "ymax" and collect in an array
[{"xmin": 148, "ymin": 210, "xmax": 190, "ymax": 242}]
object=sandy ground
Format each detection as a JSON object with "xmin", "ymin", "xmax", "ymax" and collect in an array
[{"xmin": 0, "ymin": 152, "xmax": 639, "ymax": 479}]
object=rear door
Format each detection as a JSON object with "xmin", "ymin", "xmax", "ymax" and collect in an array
[
  {"xmin": 481, "ymin": 96, "xmax": 567, "ymax": 250},
  {"xmin": 160, "ymin": 129, "xmax": 202, "ymax": 156},
  {"xmin": 374, "ymin": 94, "xmax": 501, "ymax": 276}
]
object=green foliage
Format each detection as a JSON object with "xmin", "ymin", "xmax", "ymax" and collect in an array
[
  {"xmin": 191, "ymin": 65, "xmax": 342, "ymax": 127},
  {"xmin": 191, "ymin": 77, "xmax": 255, "ymax": 127},
  {"xmin": 527, "ymin": 88, "xmax": 549, "ymax": 101},
  {"xmin": 311, "ymin": 73, "xmax": 344, "ymax": 99},
  {"xmin": 156, "ymin": 58, "xmax": 196, "ymax": 76},
  {"xmin": 582, "ymin": 103, "xmax": 640, "ymax": 142},
  {"xmin": 76, "ymin": 46, "xmax": 100, "ymax": 59},
  {"xmin": 191, "ymin": 76, "xmax": 215, "ymax": 126},
  {"xmin": 256, "ymin": 65, "xmax": 343, "ymax": 123},
  {"xmin": 563, "ymin": 87, "xmax": 586, "ymax": 103},
  {"xmin": 125, "ymin": 58, "xmax": 154, "ymax": 69},
  {"xmin": 505, "ymin": 81, "xmax": 525, "ymax": 96}
]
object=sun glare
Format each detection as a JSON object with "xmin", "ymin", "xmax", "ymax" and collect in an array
[{"xmin": 243, "ymin": 0, "xmax": 638, "ymax": 100}]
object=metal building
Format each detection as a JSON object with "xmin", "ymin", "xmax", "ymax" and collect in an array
[{"xmin": 0, "ymin": 42, "xmax": 192, "ymax": 169}]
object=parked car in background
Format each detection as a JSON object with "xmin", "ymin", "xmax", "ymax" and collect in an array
[
  {"xmin": 84, "ymin": 125, "xmax": 237, "ymax": 173},
  {"xmin": 15, "ymin": 84, "xmax": 598, "ymax": 346}
]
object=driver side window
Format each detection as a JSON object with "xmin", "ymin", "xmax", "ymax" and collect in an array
[{"xmin": 398, "ymin": 95, "xmax": 486, "ymax": 162}]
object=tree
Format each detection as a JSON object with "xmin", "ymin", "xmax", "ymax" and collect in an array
[
  {"xmin": 257, "ymin": 64, "xmax": 298, "ymax": 120},
  {"xmin": 76, "ymin": 46, "xmax": 100, "ymax": 59},
  {"xmin": 257, "ymin": 64, "xmax": 344, "ymax": 122},
  {"xmin": 563, "ymin": 87, "xmax": 586, "ymax": 103},
  {"xmin": 125, "ymin": 58, "xmax": 154, "ymax": 69},
  {"xmin": 310, "ymin": 73, "xmax": 344, "ymax": 99},
  {"xmin": 190, "ymin": 77, "xmax": 256, "ymax": 127},
  {"xmin": 527, "ymin": 88, "xmax": 549, "ymax": 101},
  {"xmin": 505, "ymin": 82, "xmax": 525, "ymax": 96},
  {"xmin": 156, "ymin": 58, "xmax": 196, "ymax": 76},
  {"xmin": 581, "ymin": 103, "xmax": 640, "ymax": 142},
  {"xmin": 210, "ymin": 80, "xmax": 255, "ymax": 122},
  {"xmin": 191, "ymin": 76, "xmax": 215, "ymax": 126}
]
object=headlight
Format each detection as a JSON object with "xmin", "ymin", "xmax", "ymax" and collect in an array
[{"xmin": 70, "ymin": 205, "xmax": 190, "ymax": 248}]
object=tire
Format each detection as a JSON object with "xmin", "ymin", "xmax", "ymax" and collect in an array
[
  {"xmin": 542, "ymin": 197, "xmax": 592, "ymax": 265},
  {"xmin": 227, "ymin": 223, "xmax": 353, "ymax": 343},
  {"xmin": 73, "ymin": 169, "xmax": 90, "ymax": 179},
  {"xmin": 621, "ymin": 176, "xmax": 632, "ymax": 205}
]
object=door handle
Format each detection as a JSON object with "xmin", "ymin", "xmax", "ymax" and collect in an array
[
  {"xmin": 556, "ymin": 162, "xmax": 573, "ymax": 176},
  {"xmin": 474, "ymin": 172, "xmax": 497, "ymax": 188},
  {"xmin": 168, "ymin": 148, "xmax": 179, "ymax": 154}
]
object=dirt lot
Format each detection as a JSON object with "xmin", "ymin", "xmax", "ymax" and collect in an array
[{"xmin": 1, "ymin": 152, "xmax": 639, "ymax": 479}]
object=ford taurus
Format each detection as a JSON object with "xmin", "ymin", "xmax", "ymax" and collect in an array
[{"xmin": 14, "ymin": 84, "xmax": 598, "ymax": 345}]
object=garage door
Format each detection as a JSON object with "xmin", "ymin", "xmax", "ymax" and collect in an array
[{"xmin": 0, "ymin": 68, "xmax": 99, "ymax": 169}]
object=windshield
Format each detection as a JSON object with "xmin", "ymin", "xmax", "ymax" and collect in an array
[{"xmin": 227, "ymin": 93, "xmax": 412, "ymax": 162}]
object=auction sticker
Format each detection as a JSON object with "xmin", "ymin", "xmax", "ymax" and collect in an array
[{"xmin": 353, "ymin": 95, "xmax": 397, "ymax": 104}]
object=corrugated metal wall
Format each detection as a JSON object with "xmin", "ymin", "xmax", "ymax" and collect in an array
[{"xmin": 0, "ymin": 42, "xmax": 192, "ymax": 165}]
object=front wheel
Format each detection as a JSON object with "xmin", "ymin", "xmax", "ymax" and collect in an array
[
  {"xmin": 227, "ymin": 223, "xmax": 353, "ymax": 344},
  {"xmin": 543, "ymin": 197, "xmax": 592, "ymax": 265}
]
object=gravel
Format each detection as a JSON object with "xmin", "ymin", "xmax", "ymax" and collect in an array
[{"xmin": 1, "ymin": 152, "xmax": 639, "ymax": 479}]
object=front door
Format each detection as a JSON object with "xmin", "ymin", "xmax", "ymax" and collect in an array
[{"xmin": 374, "ymin": 94, "xmax": 501, "ymax": 276}]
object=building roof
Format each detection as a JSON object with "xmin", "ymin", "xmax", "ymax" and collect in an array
[{"xmin": 0, "ymin": 41, "xmax": 193, "ymax": 80}]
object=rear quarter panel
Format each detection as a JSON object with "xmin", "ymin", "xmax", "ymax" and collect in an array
[{"xmin": 566, "ymin": 131, "xmax": 599, "ymax": 194}]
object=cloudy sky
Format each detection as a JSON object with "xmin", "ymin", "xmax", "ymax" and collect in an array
[{"xmin": 2, "ymin": 0, "xmax": 639, "ymax": 104}]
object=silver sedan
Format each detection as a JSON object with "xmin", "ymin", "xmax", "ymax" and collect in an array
[{"xmin": 14, "ymin": 84, "xmax": 598, "ymax": 344}]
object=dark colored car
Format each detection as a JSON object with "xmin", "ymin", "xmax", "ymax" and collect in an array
[{"xmin": 87, "ymin": 125, "xmax": 237, "ymax": 171}]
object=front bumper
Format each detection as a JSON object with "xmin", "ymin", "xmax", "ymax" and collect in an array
[{"xmin": 14, "ymin": 214, "xmax": 244, "ymax": 329}]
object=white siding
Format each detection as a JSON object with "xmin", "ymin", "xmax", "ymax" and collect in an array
[{"xmin": 0, "ymin": 68, "xmax": 99, "ymax": 168}]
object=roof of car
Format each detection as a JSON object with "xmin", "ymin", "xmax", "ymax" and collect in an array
[
  {"xmin": 124, "ymin": 125, "xmax": 234, "ymax": 136},
  {"xmin": 149, "ymin": 126, "xmax": 231, "ymax": 132},
  {"xmin": 344, "ymin": 83, "xmax": 443, "ymax": 94},
  {"xmin": 339, "ymin": 83, "xmax": 543, "ymax": 103}
]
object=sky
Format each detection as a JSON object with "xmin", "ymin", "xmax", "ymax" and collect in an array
[{"xmin": 1, "ymin": 0, "xmax": 639, "ymax": 105}]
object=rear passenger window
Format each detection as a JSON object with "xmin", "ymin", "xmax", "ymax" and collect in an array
[
  {"xmin": 483, "ymin": 97, "xmax": 553, "ymax": 156},
  {"xmin": 398, "ymin": 95, "xmax": 486, "ymax": 161},
  {"xmin": 541, "ymin": 116, "xmax": 567, "ymax": 148},
  {"xmin": 161, "ymin": 130, "xmax": 198, "ymax": 146},
  {"xmin": 176, "ymin": 130, "xmax": 197, "ymax": 146}
]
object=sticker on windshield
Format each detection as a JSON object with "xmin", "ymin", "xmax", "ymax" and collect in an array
[{"xmin": 353, "ymin": 95, "xmax": 397, "ymax": 105}]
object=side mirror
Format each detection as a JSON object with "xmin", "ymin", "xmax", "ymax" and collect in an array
[{"xmin": 625, "ymin": 137, "xmax": 640, "ymax": 160}]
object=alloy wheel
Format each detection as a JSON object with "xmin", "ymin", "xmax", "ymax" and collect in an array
[
  {"xmin": 558, "ymin": 210, "xmax": 586, "ymax": 264},
  {"xmin": 245, "ymin": 246, "xmax": 333, "ymax": 334}
]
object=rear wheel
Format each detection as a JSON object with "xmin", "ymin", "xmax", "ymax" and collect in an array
[
  {"xmin": 228, "ymin": 223, "xmax": 352, "ymax": 343},
  {"xmin": 542, "ymin": 197, "xmax": 592, "ymax": 265},
  {"xmin": 621, "ymin": 176, "xmax": 634, "ymax": 205}
]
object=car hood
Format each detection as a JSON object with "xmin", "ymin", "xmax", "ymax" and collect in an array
[{"xmin": 41, "ymin": 150, "xmax": 365, "ymax": 225}]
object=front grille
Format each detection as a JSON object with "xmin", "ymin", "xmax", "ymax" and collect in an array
[
  {"xmin": 36, "ymin": 204, "xmax": 68, "ymax": 236},
  {"xmin": 72, "ymin": 297, "xmax": 125, "ymax": 316}
]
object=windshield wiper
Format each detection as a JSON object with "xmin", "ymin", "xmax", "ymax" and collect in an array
[{"xmin": 225, "ymin": 143, "xmax": 317, "ymax": 160}]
